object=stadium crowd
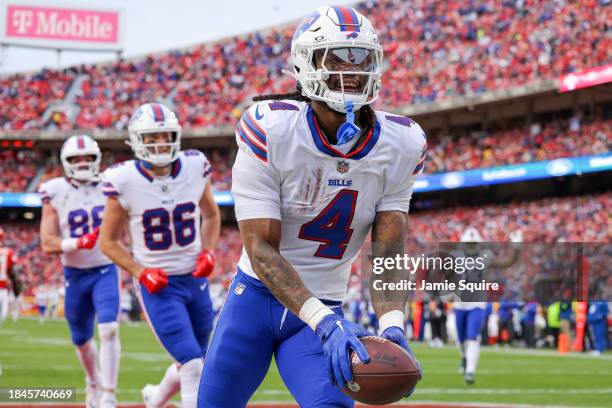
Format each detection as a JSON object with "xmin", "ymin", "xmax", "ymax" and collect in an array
[
  {"xmin": 4, "ymin": 192, "xmax": 610, "ymax": 293},
  {"xmin": 0, "ymin": 149, "xmax": 39, "ymax": 192},
  {"xmin": 0, "ymin": 0, "xmax": 609, "ymax": 131},
  {"xmin": 408, "ymin": 192, "xmax": 612, "ymax": 242},
  {"xmin": 1, "ymin": 114, "xmax": 609, "ymax": 193},
  {"xmin": 0, "ymin": 69, "xmax": 77, "ymax": 131},
  {"xmin": 427, "ymin": 116, "xmax": 611, "ymax": 173}
]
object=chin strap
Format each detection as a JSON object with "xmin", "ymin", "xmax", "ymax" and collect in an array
[{"xmin": 336, "ymin": 101, "xmax": 361, "ymax": 145}]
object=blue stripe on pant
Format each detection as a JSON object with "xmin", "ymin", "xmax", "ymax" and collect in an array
[
  {"xmin": 454, "ymin": 307, "xmax": 484, "ymax": 343},
  {"xmin": 64, "ymin": 264, "xmax": 120, "ymax": 346},
  {"xmin": 198, "ymin": 268, "xmax": 353, "ymax": 408},
  {"xmin": 139, "ymin": 273, "xmax": 213, "ymax": 364}
]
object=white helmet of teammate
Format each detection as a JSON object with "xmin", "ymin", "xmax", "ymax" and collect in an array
[
  {"xmin": 60, "ymin": 135, "xmax": 101, "ymax": 182},
  {"xmin": 127, "ymin": 103, "xmax": 181, "ymax": 167},
  {"xmin": 291, "ymin": 6, "xmax": 383, "ymax": 113},
  {"xmin": 460, "ymin": 227, "xmax": 484, "ymax": 243}
]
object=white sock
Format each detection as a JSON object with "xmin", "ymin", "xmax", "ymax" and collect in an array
[
  {"xmin": 11, "ymin": 297, "xmax": 19, "ymax": 321},
  {"xmin": 76, "ymin": 340, "xmax": 99, "ymax": 385},
  {"xmin": 0, "ymin": 292, "xmax": 8, "ymax": 322},
  {"xmin": 152, "ymin": 363, "xmax": 181, "ymax": 406},
  {"xmin": 456, "ymin": 340, "xmax": 465, "ymax": 358},
  {"xmin": 179, "ymin": 358, "xmax": 203, "ymax": 408},
  {"xmin": 98, "ymin": 322, "xmax": 120, "ymax": 392},
  {"xmin": 465, "ymin": 339, "xmax": 480, "ymax": 374}
]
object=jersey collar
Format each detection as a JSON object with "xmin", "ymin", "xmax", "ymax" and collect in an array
[
  {"xmin": 306, "ymin": 105, "xmax": 381, "ymax": 160},
  {"xmin": 64, "ymin": 177, "xmax": 98, "ymax": 189},
  {"xmin": 135, "ymin": 158, "xmax": 182, "ymax": 182}
]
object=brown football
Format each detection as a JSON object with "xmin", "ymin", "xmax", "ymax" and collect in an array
[{"xmin": 342, "ymin": 336, "xmax": 421, "ymax": 405}]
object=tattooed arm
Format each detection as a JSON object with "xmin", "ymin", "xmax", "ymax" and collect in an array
[
  {"xmin": 239, "ymin": 218, "xmax": 314, "ymax": 315},
  {"xmin": 370, "ymin": 211, "xmax": 410, "ymax": 327}
]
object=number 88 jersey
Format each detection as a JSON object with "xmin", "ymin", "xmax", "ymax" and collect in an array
[
  {"xmin": 102, "ymin": 150, "xmax": 211, "ymax": 276},
  {"xmin": 39, "ymin": 178, "xmax": 111, "ymax": 268}
]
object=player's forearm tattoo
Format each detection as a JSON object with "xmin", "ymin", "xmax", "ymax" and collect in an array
[
  {"xmin": 250, "ymin": 239, "xmax": 313, "ymax": 314},
  {"xmin": 371, "ymin": 211, "xmax": 409, "ymax": 317}
]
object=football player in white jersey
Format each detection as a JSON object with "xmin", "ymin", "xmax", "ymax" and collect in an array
[
  {"xmin": 99, "ymin": 103, "xmax": 220, "ymax": 408},
  {"xmin": 199, "ymin": 6, "xmax": 424, "ymax": 407},
  {"xmin": 453, "ymin": 227, "xmax": 521, "ymax": 385},
  {"xmin": 39, "ymin": 135, "xmax": 120, "ymax": 408}
]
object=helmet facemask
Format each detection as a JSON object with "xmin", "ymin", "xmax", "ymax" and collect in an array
[
  {"xmin": 295, "ymin": 42, "xmax": 382, "ymax": 113},
  {"xmin": 128, "ymin": 130, "xmax": 181, "ymax": 167},
  {"xmin": 62, "ymin": 154, "xmax": 101, "ymax": 182}
]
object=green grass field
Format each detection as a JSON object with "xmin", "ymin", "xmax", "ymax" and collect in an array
[{"xmin": 1, "ymin": 319, "xmax": 611, "ymax": 407}]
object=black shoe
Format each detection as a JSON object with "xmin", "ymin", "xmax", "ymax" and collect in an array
[{"xmin": 465, "ymin": 372, "xmax": 475, "ymax": 385}]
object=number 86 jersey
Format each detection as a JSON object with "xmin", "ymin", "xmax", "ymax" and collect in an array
[
  {"xmin": 232, "ymin": 101, "xmax": 427, "ymax": 301},
  {"xmin": 102, "ymin": 150, "xmax": 212, "ymax": 276},
  {"xmin": 39, "ymin": 178, "xmax": 111, "ymax": 268}
]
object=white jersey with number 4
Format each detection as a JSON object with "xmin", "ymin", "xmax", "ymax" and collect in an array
[
  {"xmin": 38, "ymin": 178, "xmax": 111, "ymax": 269},
  {"xmin": 102, "ymin": 150, "xmax": 211, "ymax": 276},
  {"xmin": 232, "ymin": 100, "xmax": 427, "ymax": 301}
]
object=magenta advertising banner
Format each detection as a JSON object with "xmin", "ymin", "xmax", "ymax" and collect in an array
[{"xmin": 1, "ymin": 1, "xmax": 124, "ymax": 51}]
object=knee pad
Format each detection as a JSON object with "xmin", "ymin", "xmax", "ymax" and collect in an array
[{"xmin": 98, "ymin": 321, "xmax": 119, "ymax": 340}]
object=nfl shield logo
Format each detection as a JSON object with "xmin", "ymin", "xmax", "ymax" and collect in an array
[
  {"xmin": 337, "ymin": 160, "xmax": 349, "ymax": 174},
  {"xmin": 234, "ymin": 283, "xmax": 246, "ymax": 296},
  {"xmin": 161, "ymin": 185, "xmax": 168, "ymax": 193}
]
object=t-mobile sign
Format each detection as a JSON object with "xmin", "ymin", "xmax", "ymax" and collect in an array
[{"xmin": 1, "ymin": 1, "xmax": 123, "ymax": 51}]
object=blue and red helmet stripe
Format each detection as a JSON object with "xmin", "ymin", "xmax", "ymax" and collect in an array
[
  {"xmin": 76, "ymin": 136, "xmax": 85, "ymax": 149},
  {"xmin": 332, "ymin": 6, "xmax": 360, "ymax": 32},
  {"xmin": 151, "ymin": 104, "xmax": 165, "ymax": 123}
]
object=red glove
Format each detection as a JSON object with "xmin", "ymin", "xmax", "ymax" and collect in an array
[
  {"xmin": 139, "ymin": 268, "xmax": 168, "ymax": 294},
  {"xmin": 193, "ymin": 249, "xmax": 215, "ymax": 278},
  {"xmin": 77, "ymin": 228, "xmax": 100, "ymax": 249}
]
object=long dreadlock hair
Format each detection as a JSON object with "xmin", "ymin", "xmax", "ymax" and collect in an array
[{"xmin": 252, "ymin": 82, "xmax": 377, "ymax": 130}]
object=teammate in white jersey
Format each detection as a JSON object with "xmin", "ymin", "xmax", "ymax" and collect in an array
[
  {"xmin": 99, "ymin": 103, "xmax": 220, "ymax": 408},
  {"xmin": 453, "ymin": 227, "xmax": 522, "ymax": 385},
  {"xmin": 39, "ymin": 135, "xmax": 120, "ymax": 408},
  {"xmin": 199, "ymin": 6, "xmax": 424, "ymax": 407}
]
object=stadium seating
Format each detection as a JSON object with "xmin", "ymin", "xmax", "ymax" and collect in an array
[
  {"xmin": 6, "ymin": 192, "xmax": 610, "ymax": 291},
  {"xmin": 0, "ymin": 150, "xmax": 39, "ymax": 192},
  {"xmin": 1, "ymin": 116, "xmax": 607, "ymax": 193},
  {"xmin": 427, "ymin": 116, "xmax": 611, "ymax": 173},
  {"xmin": 408, "ymin": 192, "xmax": 611, "ymax": 243},
  {"xmin": 0, "ymin": 69, "xmax": 76, "ymax": 131},
  {"xmin": 0, "ymin": 0, "xmax": 608, "ymax": 130}
]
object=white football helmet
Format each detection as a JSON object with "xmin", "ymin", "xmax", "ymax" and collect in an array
[
  {"xmin": 460, "ymin": 228, "xmax": 484, "ymax": 243},
  {"xmin": 127, "ymin": 103, "xmax": 181, "ymax": 166},
  {"xmin": 291, "ymin": 6, "xmax": 383, "ymax": 113},
  {"xmin": 60, "ymin": 135, "xmax": 101, "ymax": 182}
]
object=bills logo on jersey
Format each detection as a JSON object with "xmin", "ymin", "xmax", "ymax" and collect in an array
[{"xmin": 337, "ymin": 160, "xmax": 349, "ymax": 173}]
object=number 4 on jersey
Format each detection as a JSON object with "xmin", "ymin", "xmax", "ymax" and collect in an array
[{"xmin": 299, "ymin": 189, "xmax": 358, "ymax": 259}]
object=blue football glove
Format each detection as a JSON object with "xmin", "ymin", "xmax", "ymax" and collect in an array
[
  {"xmin": 316, "ymin": 314, "xmax": 372, "ymax": 388},
  {"xmin": 381, "ymin": 326, "xmax": 422, "ymax": 397}
]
